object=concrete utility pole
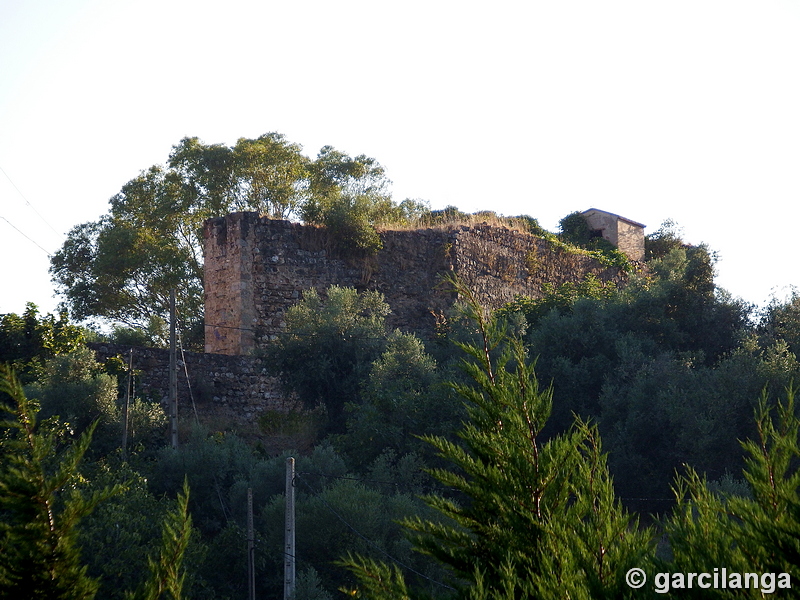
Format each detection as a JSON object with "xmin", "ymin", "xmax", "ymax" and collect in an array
[
  {"xmin": 169, "ymin": 289, "xmax": 178, "ymax": 449},
  {"xmin": 284, "ymin": 457, "xmax": 296, "ymax": 600},
  {"xmin": 248, "ymin": 487, "xmax": 256, "ymax": 600}
]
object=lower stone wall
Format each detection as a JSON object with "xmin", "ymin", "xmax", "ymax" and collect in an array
[{"xmin": 89, "ymin": 343, "xmax": 292, "ymax": 430}]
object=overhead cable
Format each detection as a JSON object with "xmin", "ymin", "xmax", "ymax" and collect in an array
[
  {"xmin": 0, "ymin": 215, "xmax": 51, "ymax": 256},
  {"xmin": 0, "ymin": 164, "xmax": 61, "ymax": 236}
]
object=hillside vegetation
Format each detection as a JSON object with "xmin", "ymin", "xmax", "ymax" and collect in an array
[{"xmin": 2, "ymin": 132, "xmax": 799, "ymax": 598}]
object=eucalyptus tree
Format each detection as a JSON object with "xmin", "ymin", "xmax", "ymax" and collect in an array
[
  {"xmin": 50, "ymin": 133, "xmax": 398, "ymax": 345},
  {"xmin": 168, "ymin": 133, "xmax": 310, "ymax": 219},
  {"xmin": 51, "ymin": 165, "xmax": 203, "ymax": 346}
]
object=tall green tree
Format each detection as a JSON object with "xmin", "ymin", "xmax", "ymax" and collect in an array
[
  {"xmin": 338, "ymin": 330, "xmax": 461, "ymax": 466},
  {"xmin": 50, "ymin": 165, "xmax": 202, "ymax": 345},
  {"xmin": 666, "ymin": 387, "xmax": 800, "ymax": 598},
  {"xmin": 0, "ymin": 303, "xmax": 85, "ymax": 384},
  {"xmin": 126, "ymin": 479, "xmax": 193, "ymax": 600},
  {"xmin": 341, "ymin": 280, "xmax": 654, "ymax": 599},
  {"xmin": 644, "ymin": 218, "xmax": 685, "ymax": 261},
  {"xmin": 759, "ymin": 290, "xmax": 800, "ymax": 356},
  {"xmin": 50, "ymin": 133, "xmax": 408, "ymax": 340},
  {"xmin": 302, "ymin": 145, "xmax": 428, "ymax": 255},
  {"xmin": 306, "ymin": 145, "xmax": 390, "ymax": 205},
  {"xmin": 302, "ymin": 146, "xmax": 393, "ymax": 255},
  {"xmin": 263, "ymin": 286, "xmax": 391, "ymax": 433},
  {"xmin": 0, "ymin": 364, "xmax": 119, "ymax": 599},
  {"xmin": 168, "ymin": 133, "xmax": 310, "ymax": 219},
  {"xmin": 77, "ymin": 463, "xmax": 179, "ymax": 600},
  {"xmin": 26, "ymin": 346, "xmax": 120, "ymax": 455}
]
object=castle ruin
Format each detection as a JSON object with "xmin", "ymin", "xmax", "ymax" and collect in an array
[
  {"xmin": 202, "ymin": 212, "xmax": 636, "ymax": 356},
  {"xmin": 90, "ymin": 210, "xmax": 643, "ymax": 432}
]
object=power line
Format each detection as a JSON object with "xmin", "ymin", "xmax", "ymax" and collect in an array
[
  {"xmin": 0, "ymin": 164, "xmax": 61, "ymax": 237},
  {"xmin": 176, "ymin": 312, "xmax": 201, "ymax": 425},
  {"xmin": 0, "ymin": 215, "xmax": 51, "ymax": 256}
]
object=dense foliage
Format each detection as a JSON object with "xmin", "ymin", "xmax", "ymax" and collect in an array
[
  {"xmin": 0, "ymin": 303, "xmax": 85, "ymax": 384},
  {"xmin": 0, "ymin": 365, "xmax": 113, "ymax": 598},
  {"xmin": 261, "ymin": 286, "xmax": 391, "ymax": 432},
  {"xmin": 6, "ymin": 187, "xmax": 800, "ymax": 598},
  {"xmin": 49, "ymin": 134, "xmax": 426, "ymax": 348},
  {"xmin": 342, "ymin": 282, "xmax": 653, "ymax": 599},
  {"xmin": 2, "ymin": 271, "xmax": 800, "ymax": 597},
  {"xmin": 665, "ymin": 388, "xmax": 800, "ymax": 598}
]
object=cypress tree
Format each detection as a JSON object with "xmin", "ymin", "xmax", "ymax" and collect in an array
[
  {"xmin": 341, "ymin": 279, "xmax": 654, "ymax": 599},
  {"xmin": 126, "ymin": 478, "xmax": 193, "ymax": 600},
  {"xmin": 0, "ymin": 364, "xmax": 119, "ymax": 599},
  {"xmin": 667, "ymin": 387, "xmax": 800, "ymax": 597}
]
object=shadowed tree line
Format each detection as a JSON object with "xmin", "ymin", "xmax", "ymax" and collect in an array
[
  {"xmin": 3, "ymin": 137, "xmax": 800, "ymax": 598},
  {"xmin": 2, "ymin": 267, "xmax": 799, "ymax": 598}
]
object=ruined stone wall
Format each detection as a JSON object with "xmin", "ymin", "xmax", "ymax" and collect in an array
[
  {"xmin": 204, "ymin": 213, "xmax": 627, "ymax": 356},
  {"xmin": 450, "ymin": 223, "xmax": 624, "ymax": 307},
  {"xmin": 616, "ymin": 219, "xmax": 645, "ymax": 262},
  {"xmin": 89, "ymin": 343, "xmax": 292, "ymax": 431},
  {"xmin": 203, "ymin": 213, "xmax": 258, "ymax": 355},
  {"xmin": 204, "ymin": 214, "xmax": 366, "ymax": 354},
  {"xmin": 85, "ymin": 214, "xmax": 633, "ymax": 435}
]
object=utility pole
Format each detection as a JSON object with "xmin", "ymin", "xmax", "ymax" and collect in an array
[
  {"xmin": 284, "ymin": 457, "xmax": 296, "ymax": 600},
  {"xmin": 169, "ymin": 288, "xmax": 178, "ymax": 449},
  {"xmin": 121, "ymin": 347, "xmax": 133, "ymax": 457},
  {"xmin": 248, "ymin": 487, "xmax": 255, "ymax": 600}
]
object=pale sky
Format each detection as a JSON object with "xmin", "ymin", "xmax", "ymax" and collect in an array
[{"xmin": 1, "ymin": 0, "xmax": 799, "ymax": 320}]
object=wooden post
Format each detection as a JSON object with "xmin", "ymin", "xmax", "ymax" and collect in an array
[
  {"xmin": 248, "ymin": 487, "xmax": 255, "ymax": 600},
  {"xmin": 169, "ymin": 289, "xmax": 178, "ymax": 449},
  {"xmin": 284, "ymin": 457, "xmax": 295, "ymax": 600},
  {"xmin": 121, "ymin": 348, "xmax": 132, "ymax": 457}
]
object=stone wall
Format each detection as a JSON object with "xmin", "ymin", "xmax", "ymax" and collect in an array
[
  {"xmin": 85, "ymin": 213, "xmax": 632, "ymax": 435},
  {"xmin": 450, "ymin": 223, "xmax": 624, "ymax": 306},
  {"xmin": 204, "ymin": 213, "xmax": 628, "ymax": 355},
  {"xmin": 89, "ymin": 342, "xmax": 292, "ymax": 430},
  {"xmin": 616, "ymin": 219, "xmax": 645, "ymax": 262}
]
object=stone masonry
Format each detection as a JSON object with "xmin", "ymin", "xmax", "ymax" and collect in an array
[
  {"xmin": 582, "ymin": 208, "xmax": 646, "ymax": 262},
  {"xmin": 203, "ymin": 212, "xmax": 629, "ymax": 355},
  {"xmin": 88, "ymin": 212, "xmax": 636, "ymax": 432},
  {"xmin": 89, "ymin": 342, "xmax": 291, "ymax": 429}
]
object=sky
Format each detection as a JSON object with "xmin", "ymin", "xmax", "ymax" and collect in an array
[{"xmin": 1, "ymin": 0, "xmax": 799, "ymax": 321}]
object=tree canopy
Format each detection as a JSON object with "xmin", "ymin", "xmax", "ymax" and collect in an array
[
  {"xmin": 0, "ymin": 303, "xmax": 85, "ymax": 384},
  {"xmin": 342, "ymin": 279, "xmax": 654, "ymax": 599},
  {"xmin": 4, "ymin": 266, "xmax": 800, "ymax": 597},
  {"xmin": 50, "ymin": 133, "xmax": 417, "ymax": 343}
]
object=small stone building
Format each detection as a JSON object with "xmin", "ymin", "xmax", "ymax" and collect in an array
[{"xmin": 581, "ymin": 208, "xmax": 646, "ymax": 262}]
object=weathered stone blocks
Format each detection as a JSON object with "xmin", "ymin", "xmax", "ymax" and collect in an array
[{"xmin": 203, "ymin": 213, "xmax": 627, "ymax": 356}]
